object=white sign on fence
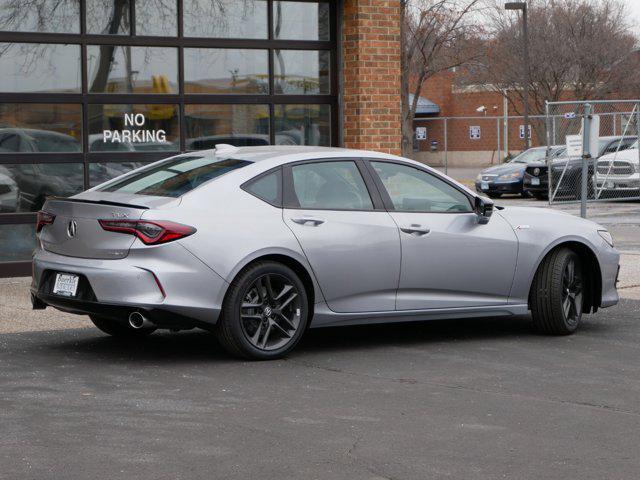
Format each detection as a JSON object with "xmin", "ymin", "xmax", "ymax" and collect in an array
[
  {"xmin": 415, "ymin": 126, "xmax": 427, "ymax": 140},
  {"xmin": 565, "ymin": 115, "xmax": 600, "ymax": 158},
  {"xmin": 519, "ymin": 125, "xmax": 532, "ymax": 139},
  {"xmin": 469, "ymin": 126, "xmax": 481, "ymax": 140}
]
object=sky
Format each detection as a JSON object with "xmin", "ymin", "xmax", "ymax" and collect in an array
[{"xmin": 629, "ymin": 1, "xmax": 640, "ymax": 30}]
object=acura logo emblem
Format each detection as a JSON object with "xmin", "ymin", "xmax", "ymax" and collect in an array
[{"xmin": 67, "ymin": 220, "xmax": 78, "ymax": 238}]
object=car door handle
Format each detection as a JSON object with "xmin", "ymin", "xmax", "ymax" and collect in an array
[
  {"xmin": 291, "ymin": 217, "xmax": 326, "ymax": 227},
  {"xmin": 400, "ymin": 224, "xmax": 431, "ymax": 236}
]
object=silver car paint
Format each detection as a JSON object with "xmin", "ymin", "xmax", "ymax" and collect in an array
[
  {"xmin": 389, "ymin": 210, "xmax": 519, "ymax": 310},
  {"xmin": 32, "ymin": 146, "xmax": 620, "ymax": 329}
]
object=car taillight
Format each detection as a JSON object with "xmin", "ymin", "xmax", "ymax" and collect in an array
[
  {"xmin": 98, "ymin": 220, "xmax": 196, "ymax": 245},
  {"xmin": 36, "ymin": 211, "xmax": 56, "ymax": 233}
]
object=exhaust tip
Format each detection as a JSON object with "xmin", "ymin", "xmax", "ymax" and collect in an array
[{"xmin": 128, "ymin": 311, "xmax": 150, "ymax": 329}]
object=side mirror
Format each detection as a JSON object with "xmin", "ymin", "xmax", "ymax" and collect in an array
[{"xmin": 475, "ymin": 196, "xmax": 494, "ymax": 225}]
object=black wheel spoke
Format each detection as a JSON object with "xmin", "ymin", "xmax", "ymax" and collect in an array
[{"xmin": 240, "ymin": 273, "xmax": 302, "ymax": 351}]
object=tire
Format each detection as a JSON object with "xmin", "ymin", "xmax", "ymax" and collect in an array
[
  {"xmin": 89, "ymin": 315, "xmax": 156, "ymax": 338},
  {"xmin": 530, "ymin": 248, "xmax": 584, "ymax": 335},
  {"xmin": 216, "ymin": 261, "xmax": 309, "ymax": 360},
  {"xmin": 533, "ymin": 192, "xmax": 548, "ymax": 201},
  {"xmin": 521, "ymin": 190, "xmax": 533, "ymax": 199},
  {"xmin": 487, "ymin": 193, "xmax": 502, "ymax": 199}
]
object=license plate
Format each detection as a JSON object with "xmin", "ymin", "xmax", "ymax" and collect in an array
[
  {"xmin": 531, "ymin": 177, "xmax": 540, "ymax": 186},
  {"xmin": 53, "ymin": 273, "xmax": 79, "ymax": 297},
  {"xmin": 481, "ymin": 181, "xmax": 489, "ymax": 190}
]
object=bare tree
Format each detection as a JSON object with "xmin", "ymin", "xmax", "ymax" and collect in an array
[
  {"xmin": 469, "ymin": 0, "xmax": 639, "ymax": 117},
  {"xmin": 401, "ymin": 0, "xmax": 484, "ymax": 156}
]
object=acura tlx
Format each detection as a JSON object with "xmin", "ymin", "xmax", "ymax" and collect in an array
[{"xmin": 31, "ymin": 145, "xmax": 620, "ymax": 360}]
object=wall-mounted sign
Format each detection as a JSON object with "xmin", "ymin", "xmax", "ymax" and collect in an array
[
  {"xmin": 469, "ymin": 126, "xmax": 481, "ymax": 140},
  {"xmin": 415, "ymin": 126, "xmax": 427, "ymax": 141},
  {"xmin": 519, "ymin": 125, "xmax": 532, "ymax": 139},
  {"xmin": 103, "ymin": 113, "xmax": 166, "ymax": 144}
]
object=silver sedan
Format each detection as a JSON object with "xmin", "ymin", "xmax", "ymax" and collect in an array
[{"xmin": 31, "ymin": 146, "xmax": 620, "ymax": 359}]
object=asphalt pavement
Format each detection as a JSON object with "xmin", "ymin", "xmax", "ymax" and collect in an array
[{"xmin": 1, "ymin": 298, "xmax": 640, "ymax": 480}]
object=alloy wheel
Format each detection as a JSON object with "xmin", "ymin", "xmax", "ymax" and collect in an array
[
  {"xmin": 561, "ymin": 258, "xmax": 583, "ymax": 325},
  {"xmin": 240, "ymin": 273, "xmax": 302, "ymax": 351}
]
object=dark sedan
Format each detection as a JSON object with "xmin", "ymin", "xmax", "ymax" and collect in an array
[
  {"xmin": 475, "ymin": 146, "xmax": 565, "ymax": 199},
  {"xmin": 524, "ymin": 136, "xmax": 637, "ymax": 201}
]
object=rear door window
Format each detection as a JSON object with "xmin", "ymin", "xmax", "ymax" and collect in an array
[
  {"xmin": 97, "ymin": 156, "xmax": 251, "ymax": 197},
  {"xmin": 288, "ymin": 161, "xmax": 374, "ymax": 211}
]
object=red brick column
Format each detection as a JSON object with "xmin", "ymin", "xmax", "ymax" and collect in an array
[{"xmin": 342, "ymin": 0, "xmax": 402, "ymax": 155}]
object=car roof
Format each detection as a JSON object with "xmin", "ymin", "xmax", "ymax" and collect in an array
[{"xmin": 182, "ymin": 145, "xmax": 407, "ymax": 164}]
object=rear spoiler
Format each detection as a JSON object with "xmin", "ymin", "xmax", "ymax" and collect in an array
[{"xmin": 47, "ymin": 197, "xmax": 149, "ymax": 210}]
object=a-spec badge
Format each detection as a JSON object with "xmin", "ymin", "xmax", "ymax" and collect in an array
[{"xmin": 515, "ymin": 225, "xmax": 531, "ymax": 230}]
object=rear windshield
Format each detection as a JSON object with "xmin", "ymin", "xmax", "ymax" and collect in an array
[{"xmin": 97, "ymin": 156, "xmax": 251, "ymax": 197}]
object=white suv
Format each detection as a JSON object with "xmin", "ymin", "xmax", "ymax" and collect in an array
[{"xmin": 594, "ymin": 140, "xmax": 639, "ymax": 196}]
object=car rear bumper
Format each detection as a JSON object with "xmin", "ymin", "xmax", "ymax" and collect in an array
[{"xmin": 31, "ymin": 243, "xmax": 228, "ymax": 327}]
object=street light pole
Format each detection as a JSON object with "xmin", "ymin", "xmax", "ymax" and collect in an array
[{"xmin": 505, "ymin": 1, "xmax": 530, "ymax": 150}]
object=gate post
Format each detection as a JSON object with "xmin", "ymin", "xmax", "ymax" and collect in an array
[{"xmin": 580, "ymin": 103, "xmax": 593, "ymax": 219}]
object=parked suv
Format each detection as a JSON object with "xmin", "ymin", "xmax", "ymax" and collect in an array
[{"xmin": 594, "ymin": 140, "xmax": 639, "ymax": 197}]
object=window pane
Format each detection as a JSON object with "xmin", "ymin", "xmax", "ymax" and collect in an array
[
  {"xmin": 0, "ymin": 224, "xmax": 36, "ymax": 262},
  {"xmin": 275, "ymin": 105, "xmax": 330, "ymax": 146},
  {"xmin": 88, "ymin": 104, "xmax": 179, "ymax": 152},
  {"xmin": 0, "ymin": 163, "xmax": 84, "ymax": 212},
  {"xmin": 184, "ymin": 0, "xmax": 267, "ymax": 38},
  {"xmin": 245, "ymin": 170, "xmax": 281, "ymax": 206},
  {"xmin": 86, "ymin": 0, "xmax": 130, "ymax": 35},
  {"xmin": 0, "ymin": 43, "xmax": 81, "ymax": 93},
  {"xmin": 371, "ymin": 162, "xmax": 473, "ymax": 213},
  {"xmin": 87, "ymin": 46, "xmax": 178, "ymax": 94},
  {"xmin": 89, "ymin": 161, "xmax": 149, "ymax": 187},
  {"xmin": 291, "ymin": 162, "xmax": 373, "ymax": 210},
  {"xmin": 136, "ymin": 0, "xmax": 177, "ymax": 36},
  {"xmin": 0, "ymin": 104, "xmax": 82, "ymax": 153},
  {"xmin": 273, "ymin": 1, "xmax": 330, "ymax": 41},
  {"xmin": 185, "ymin": 104, "xmax": 269, "ymax": 150},
  {"xmin": 274, "ymin": 50, "xmax": 330, "ymax": 95},
  {"xmin": 184, "ymin": 49, "xmax": 268, "ymax": 94},
  {"xmin": 0, "ymin": 0, "xmax": 80, "ymax": 33},
  {"xmin": 98, "ymin": 157, "xmax": 251, "ymax": 197}
]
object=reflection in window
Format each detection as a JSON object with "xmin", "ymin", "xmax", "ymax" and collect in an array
[
  {"xmin": 0, "ymin": 0, "xmax": 80, "ymax": 33},
  {"xmin": 0, "ymin": 43, "xmax": 81, "ymax": 93},
  {"xmin": 274, "ymin": 105, "xmax": 330, "ymax": 146},
  {"xmin": 87, "ymin": 46, "xmax": 178, "ymax": 94},
  {"xmin": 136, "ymin": 0, "xmax": 177, "ymax": 36},
  {"xmin": 274, "ymin": 50, "xmax": 330, "ymax": 95},
  {"xmin": 88, "ymin": 104, "xmax": 180, "ymax": 152},
  {"xmin": 183, "ymin": 0, "xmax": 267, "ymax": 39},
  {"xmin": 184, "ymin": 49, "xmax": 268, "ymax": 95},
  {"xmin": 0, "ymin": 104, "xmax": 82, "ymax": 153},
  {"xmin": 89, "ymin": 162, "xmax": 149, "ymax": 187},
  {"xmin": 98, "ymin": 157, "xmax": 251, "ymax": 197},
  {"xmin": 185, "ymin": 104, "xmax": 269, "ymax": 150},
  {"xmin": 291, "ymin": 162, "xmax": 373, "ymax": 210},
  {"xmin": 86, "ymin": 0, "xmax": 130, "ymax": 35},
  {"xmin": 0, "ymin": 224, "xmax": 36, "ymax": 261},
  {"xmin": 371, "ymin": 162, "xmax": 473, "ymax": 213},
  {"xmin": 0, "ymin": 163, "xmax": 84, "ymax": 212},
  {"xmin": 273, "ymin": 1, "xmax": 330, "ymax": 41}
]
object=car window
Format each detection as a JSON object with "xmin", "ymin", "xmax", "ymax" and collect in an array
[
  {"xmin": 244, "ymin": 169, "xmax": 281, "ymax": 206},
  {"xmin": 98, "ymin": 156, "xmax": 251, "ymax": 197},
  {"xmin": 371, "ymin": 161, "xmax": 472, "ymax": 213},
  {"xmin": 0, "ymin": 134, "xmax": 20, "ymax": 152},
  {"xmin": 290, "ymin": 161, "xmax": 373, "ymax": 211}
]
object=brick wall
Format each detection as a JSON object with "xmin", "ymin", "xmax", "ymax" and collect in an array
[{"xmin": 342, "ymin": 0, "xmax": 402, "ymax": 155}]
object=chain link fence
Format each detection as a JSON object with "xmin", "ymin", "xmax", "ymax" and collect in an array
[
  {"xmin": 545, "ymin": 101, "xmax": 640, "ymax": 214},
  {"xmin": 413, "ymin": 115, "xmax": 548, "ymax": 174}
]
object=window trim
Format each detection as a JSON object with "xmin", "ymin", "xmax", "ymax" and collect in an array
[
  {"xmin": 240, "ymin": 166, "xmax": 283, "ymax": 207},
  {"xmin": 282, "ymin": 158, "xmax": 384, "ymax": 212},
  {"xmin": 364, "ymin": 159, "xmax": 475, "ymax": 214}
]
